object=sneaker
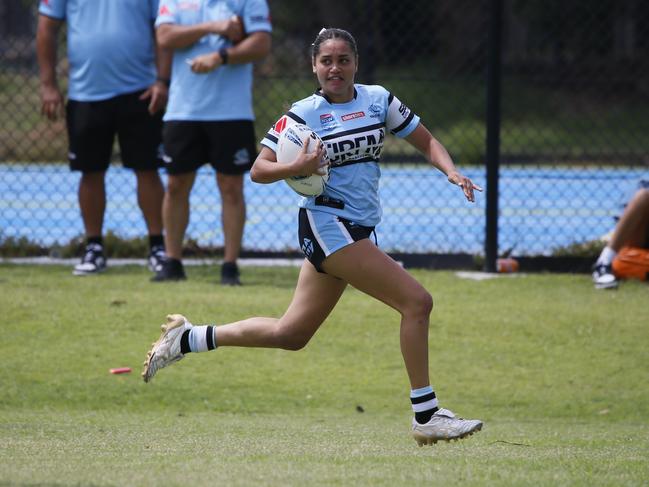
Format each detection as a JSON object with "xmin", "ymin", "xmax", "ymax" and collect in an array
[
  {"xmin": 592, "ymin": 263, "xmax": 618, "ymax": 289},
  {"xmin": 151, "ymin": 258, "xmax": 186, "ymax": 282},
  {"xmin": 411, "ymin": 408, "xmax": 483, "ymax": 446},
  {"xmin": 221, "ymin": 261, "xmax": 241, "ymax": 286},
  {"xmin": 73, "ymin": 243, "xmax": 106, "ymax": 276},
  {"xmin": 142, "ymin": 314, "xmax": 193, "ymax": 383},
  {"xmin": 148, "ymin": 245, "xmax": 166, "ymax": 273}
]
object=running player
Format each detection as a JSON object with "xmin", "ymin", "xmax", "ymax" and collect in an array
[{"xmin": 142, "ymin": 28, "xmax": 483, "ymax": 446}]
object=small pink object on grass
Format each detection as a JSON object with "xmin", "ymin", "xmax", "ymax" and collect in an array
[{"xmin": 109, "ymin": 367, "xmax": 132, "ymax": 374}]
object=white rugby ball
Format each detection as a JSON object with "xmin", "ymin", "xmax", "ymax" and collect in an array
[{"xmin": 276, "ymin": 123, "xmax": 329, "ymax": 197}]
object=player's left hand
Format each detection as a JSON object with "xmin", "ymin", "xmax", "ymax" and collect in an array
[
  {"xmin": 140, "ymin": 82, "xmax": 168, "ymax": 114},
  {"xmin": 447, "ymin": 170, "xmax": 483, "ymax": 202}
]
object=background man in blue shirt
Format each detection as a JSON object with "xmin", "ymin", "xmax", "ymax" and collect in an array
[
  {"xmin": 37, "ymin": 0, "xmax": 172, "ymax": 276},
  {"xmin": 151, "ymin": 0, "xmax": 272, "ymax": 285}
]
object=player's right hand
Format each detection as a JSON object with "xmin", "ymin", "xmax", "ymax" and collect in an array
[
  {"xmin": 40, "ymin": 84, "xmax": 63, "ymax": 121},
  {"xmin": 293, "ymin": 140, "xmax": 327, "ymax": 177}
]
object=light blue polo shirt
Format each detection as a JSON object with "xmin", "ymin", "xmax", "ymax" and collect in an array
[
  {"xmin": 156, "ymin": 0, "xmax": 272, "ymax": 121},
  {"xmin": 38, "ymin": 0, "xmax": 159, "ymax": 102}
]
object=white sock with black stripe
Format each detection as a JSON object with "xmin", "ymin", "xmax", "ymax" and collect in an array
[
  {"xmin": 179, "ymin": 326, "xmax": 217, "ymax": 354},
  {"xmin": 411, "ymin": 385, "xmax": 439, "ymax": 424}
]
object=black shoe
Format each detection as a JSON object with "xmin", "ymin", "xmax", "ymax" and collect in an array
[
  {"xmin": 221, "ymin": 261, "xmax": 241, "ymax": 286},
  {"xmin": 147, "ymin": 245, "xmax": 166, "ymax": 273},
  {"xmin": 151, "ymin": 258, "xmax": 186, "ymax": 282},
  {"xmin": 73, "ymin": 243, "xmax": 107, "ymax": 276}
]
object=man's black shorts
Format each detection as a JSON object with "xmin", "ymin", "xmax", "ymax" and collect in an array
[
  {"xmin": 161, "ymin": 120, "xmax": 257, "ymax": 175},
  {"xmin": 66, "ymin": 90, "xmax": 163, "ymax": 173}
]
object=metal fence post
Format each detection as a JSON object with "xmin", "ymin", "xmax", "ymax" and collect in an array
[{"xmin": 484, "ymin": 0, "xmax": 503, "ymax": 272}]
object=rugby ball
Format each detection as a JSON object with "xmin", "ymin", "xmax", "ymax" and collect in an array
[{"xmin": 276, "ymin": 123, "xmax": 329, "ymax": 197}]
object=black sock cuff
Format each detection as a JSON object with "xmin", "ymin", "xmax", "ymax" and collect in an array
[
  {"xmin": 206, "ymin": 325, "xmax": 216, "ymax": 350},
  {"xmin": 180, "ymin": 330, "xmax": 191, "ymax": 354},
  {"xmin": 415, "ymin": 407, "xmax": 439, "ymax": 424}
]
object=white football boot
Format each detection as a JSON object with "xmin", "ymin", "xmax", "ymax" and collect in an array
[
  {"xmin": 411, "ymin": 408, "xmax": 483, "ymax": 446},
  {"xmin": 142, "ymin": 314, "xmax": 193, "ymax": 383}
]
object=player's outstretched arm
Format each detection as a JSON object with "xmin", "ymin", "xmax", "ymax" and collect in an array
[{"xmin": 405, "ymin": 123, "xmax": 482, "ymax": 202}]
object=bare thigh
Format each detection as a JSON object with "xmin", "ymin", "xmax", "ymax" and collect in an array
[
  {"xmin": 321, "ymin": 239, "xmax": 431, "ymax": 314},
  {"xmin": 275, "ymin": 259, "xmax": 348, "ymax": 347}
]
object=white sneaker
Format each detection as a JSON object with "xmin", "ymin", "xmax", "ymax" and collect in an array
[
  {"xmin": 411, "ymin": 408, "xmax": 483, "ymax": 446},
  {"xmin": 142, "ymin": 314, "xmax": 193, "ymax": 383},
  {"xmin": 592, "ymin": 263, "xmax": 618, "ymax": 289}
]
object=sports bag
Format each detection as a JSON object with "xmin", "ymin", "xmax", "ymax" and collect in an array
[{"xmin": 612, "ymin": 246, "xmax": 649, "ymax": 281}]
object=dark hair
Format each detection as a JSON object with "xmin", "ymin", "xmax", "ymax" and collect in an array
[{"xmin": 311, "ymin": 28, "xmax": 358, "ymax": 61}]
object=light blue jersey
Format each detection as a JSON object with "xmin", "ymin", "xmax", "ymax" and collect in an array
[
  {"xmin": 38, "ymin": 0, "xmax": 159, "ymax": 102},
  {"xmin": 156, "ymin": 0, "xmax": 271, "ymax": 121},
  {"xmin": 261, "ymin": 84, "xmax": 421, "ymax": 227}
]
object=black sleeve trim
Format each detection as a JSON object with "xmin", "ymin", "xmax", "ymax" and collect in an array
[
  {"xmin": 390, "ymin": 111, "xmax": 415, "ymax": 135},
  {"xmin": 286, "ymin": 111, "xmax": 306, "ymax": 125}
]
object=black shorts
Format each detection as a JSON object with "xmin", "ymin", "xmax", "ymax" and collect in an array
[
  {"xmin": 162, "ymin": 120, "xmax": 257, "ymax": 175},
  {"xmin": 66, "ymin": 90, "xmax": 163, "ymax": 173},
  {"xmin": 298, "ymin": 208, "xmax": 375, "ymax": 273}
]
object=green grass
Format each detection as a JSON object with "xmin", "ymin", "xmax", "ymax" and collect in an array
[{"xmin": 1, "ymin": 264, "xmax": 648, "ymax": 486}]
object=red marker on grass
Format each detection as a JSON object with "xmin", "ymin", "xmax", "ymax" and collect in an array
[{"xmin": 109, "ymin": 367, "xmax": 132, "ymax": 374}]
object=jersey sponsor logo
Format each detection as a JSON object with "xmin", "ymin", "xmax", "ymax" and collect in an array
[
  {"xmin": 233, "ymin": 148, "xmax": 250, "ymax": 166},
  {"xmin": 178, "ymin": 1, "xmax": 200, "ymax": 11},
  {"xmin": 273, "ymin": 116, "xmax": 288, "ymax": 134},
  {"xmin": 367, "ymin": 104, "xmax": 381, "ymax": 118},
  {"xmin": 41, "ymin": 0, "xmax": 50, "ymax": 5},
  {"xmin": 319, "ymin": 113, "xmax": 339, "ymax": 131},
  {"xmin": 326, "ymin": 128, "xmax": 385, "ymax": 166},
  {"xmin": 159, "ymin": 5, "xmax": 171, "ymax": 15},
  {"xmin": 341, "ymin": 111, "xmax": 365, "ymax": 122},
  {"xmin": 398, "ymin": 103, "xmax": 410, "ymax": 118}
]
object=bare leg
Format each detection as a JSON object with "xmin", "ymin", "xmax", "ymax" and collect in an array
[
  {"xmin": 135, "ymin": 169, "xmax": 164, "ymax": 235},
  {"xmin": 78, "ymin": 171, "xmax": 106, "ymax": 237},
  {"xmin": 609, "ymin": 188, "xmax": 649, "ymax": 251},
  {"xmin": 215, "ymin": 260, "xmax": 347, "ymax": 349},
  {"xmin": 163, "ymin": 172, "xmax": 196, "ymax": 260},
  {"xmin": 321, "ymin": 240, "xmax": 433, "ymax": 389},
  {"xmin": 216, "ymin": 173, "xmax": 245, "ymax": 263}
]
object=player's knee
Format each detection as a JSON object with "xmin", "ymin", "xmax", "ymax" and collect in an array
[
  {"xmin": 219, "ymin": 185, "xmax": 244, "ymax": 205},
  {"xmin": 636, "ymin": 188, "xmax": 649, "ymax": 207},
  {"xmin": 278, "ymin": 333, "xmax": 311, "ymax": 351},
  {"xmin": 403, "ymin": 290, "xmax": 433, "ymax": 321},
  {"xmin": 167, "ymin": 177, "xmax": 192, "ymax": 198},
  {"xmin": 272, "ymin": 323, "xmax": 313, "ymax": 351}
]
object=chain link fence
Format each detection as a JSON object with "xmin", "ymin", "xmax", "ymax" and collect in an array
[{"xmin": 1, "ymin": 0, "xmax": 648, "ymax": 262}]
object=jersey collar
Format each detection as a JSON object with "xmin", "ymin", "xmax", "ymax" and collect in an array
[{"xmin": 314, "ymin": 87, "xmax": 358, "ymax": 104}]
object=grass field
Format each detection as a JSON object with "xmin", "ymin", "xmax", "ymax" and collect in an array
[{"xmin": 1, "ymin": 264, "xmax": 648, "ymax": 486}]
